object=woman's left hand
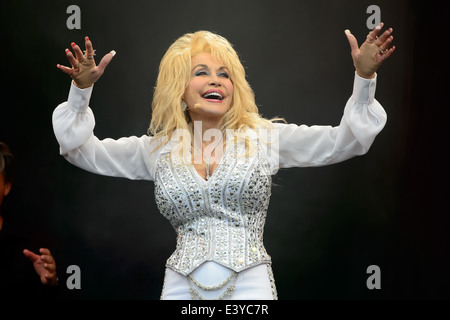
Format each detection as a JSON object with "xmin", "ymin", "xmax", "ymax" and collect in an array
[{"xmin": 345, "ymin": 23, "xmax": 396, "ymax": 79}]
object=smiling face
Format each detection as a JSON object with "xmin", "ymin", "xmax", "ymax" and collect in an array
[{"xmin": 183, "ymin": 53, "xmax": 234, "ymax": 122}]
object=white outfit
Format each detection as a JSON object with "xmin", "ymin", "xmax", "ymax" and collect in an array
[
  {"xmin": 161, "ymin": 262, "xmax": 274, "ymax": 300},
  {"xmin": 52, "ymin": 73, "xmax": 386, "ymax": 300}
]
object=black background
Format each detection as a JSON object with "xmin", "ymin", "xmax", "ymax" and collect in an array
[{"xmin": 0, "ymin": 0, "xmax": 449, "ymax": 300}]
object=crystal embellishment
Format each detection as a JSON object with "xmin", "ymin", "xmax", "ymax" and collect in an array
[{"xmin": 154, "ymin": 140, "xmax": 273, "ymax": 276}]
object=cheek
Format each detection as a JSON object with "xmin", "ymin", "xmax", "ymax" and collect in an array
[
  {"xmin": 188, "ymin": 78, "xmax": 204, "ymax": 92},
  {"xmin": 185, "ymin": 79, "xmax": 203, "ymax": 100},
  {"xmin": 226, "ymin": 81, "xmax": 234, "ymax": 100},
  {"xmin": 228, "ymin": 85, "xmax": 234, "ymax": 104}
]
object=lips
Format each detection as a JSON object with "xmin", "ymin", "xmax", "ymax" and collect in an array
[{"xmin": 201, "ymin": 89, "xmax": 224, "ymax": 101}]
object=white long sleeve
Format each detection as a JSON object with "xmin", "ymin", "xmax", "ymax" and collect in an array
[
  {"xmin": 52, "ymin": 83, "xmax": 159, "ymax": 181},
  {"xmin": 52, "ymin": 73, "xmax": 387, "ymax": 180},
  {"xmin": 271, "ymin": 73, "xmax": 387, "ymax": 171}
]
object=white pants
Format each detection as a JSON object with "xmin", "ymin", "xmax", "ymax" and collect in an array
[{"xmin": 161, "ymin": 261, "xmax": 276, "ymax": 300}]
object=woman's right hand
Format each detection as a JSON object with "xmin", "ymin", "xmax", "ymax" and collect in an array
[{"xmin": 57, "ymin": 37, "xmax": 116, "ymax": 89}]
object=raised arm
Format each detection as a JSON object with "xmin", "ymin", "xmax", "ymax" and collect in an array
[
  {"xmin": 274, "ymin": 74, "xmax": 386, "ymax": 169},
  {"xmin": 271, "ymin": 23, "xmax": 394, "ymax": 171},
  {"xmin": 53, "ymin": 37, "xmax": 157, "ymax": 181}
]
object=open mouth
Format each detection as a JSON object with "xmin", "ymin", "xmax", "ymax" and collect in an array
[{"xmin": 202, "ymin": 90, "xmax": 224, "ymax": 101}]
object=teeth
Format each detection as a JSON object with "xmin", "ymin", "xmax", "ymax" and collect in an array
[{"xmin": 203, "ymin": 92, "xmax": 223, "ymax": 100}]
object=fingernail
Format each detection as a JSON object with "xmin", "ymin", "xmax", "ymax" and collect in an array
[
  {"xmin": 56, "ymin": 64, "xmax": 60, "ymax": 68},
  {"xmin": 65, "ymin": 48, "xmax": 70, "ymax": 53},
  {"xmin": 71, "ymin": 42, "xmax": 76, "ymax": 47},
  {"xmin": 85, "ymin": 36, "xmax": 89, "ymax": 41},
  {"xmin": 345, "ymin": 29, "xmax": 351, "ymax": 35},
  {"xmin": 110, "ymin": 50, "xmax": 116, "ymax": 57}
]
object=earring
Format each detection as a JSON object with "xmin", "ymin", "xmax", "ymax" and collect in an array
[{"xmin": 182, "ymin": 101, "xmax": 187, "ymax": 111}]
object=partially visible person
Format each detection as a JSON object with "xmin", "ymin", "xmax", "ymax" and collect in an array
[{"xmin": 0, "ymin": 142, "xmax": 58, "ymax": 298}]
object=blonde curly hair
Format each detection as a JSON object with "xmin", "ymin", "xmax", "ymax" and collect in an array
[{"xmin": 148, "ymin": 31, "xmax": 281, "ymax": 153}]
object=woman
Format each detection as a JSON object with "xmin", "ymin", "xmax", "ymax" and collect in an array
[{"xmin": 53, "ymin": 25, "xmax": 395, "ymax": 300}]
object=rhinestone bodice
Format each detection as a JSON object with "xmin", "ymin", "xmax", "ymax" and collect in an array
[{"xmin": 154, "ymin": 141, "xmax": 273, "ymax": 276}]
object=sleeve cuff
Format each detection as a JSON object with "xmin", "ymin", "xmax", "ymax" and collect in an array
[
  {"xmin": 352, "ymin": 72, "xmax": 377, "ymax": 104},
  {"xmin": 67, "ymin": 81, "xmax": 94, "ymax": 113}
]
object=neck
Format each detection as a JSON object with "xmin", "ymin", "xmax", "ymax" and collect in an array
[
  {"xmin": 189, "ymin": 119, "xmax": 226, "ymax": 167},
  {"xmin": 189, "ymin": 116, "xmax": 223, "ymax": 135},
  {"xmin": 189, "ymin": 118, "xmax": 225, "ymax": 148}
]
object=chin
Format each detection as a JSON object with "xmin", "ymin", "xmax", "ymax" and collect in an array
[{"xmin": 195, "ymin": 103, "xmax": 230, "ymax": 116}]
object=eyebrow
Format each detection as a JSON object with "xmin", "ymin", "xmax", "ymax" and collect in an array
[{"xmin": 192, "ymin": 64, "xmax": 229, "ymax": 72}]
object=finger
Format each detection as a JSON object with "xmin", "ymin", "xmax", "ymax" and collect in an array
[
  {"xmin": 84, "ymin": 36, "xmax": 95, "ymax": 58},
  {"xmin": 44, "ymin": 272, "xmax": 58, "ymax": 285},
  {"xmin": 65, "ymin": 48, "xmax": 78, "ymax": 67},
  {"xmin": 96, "ymin": 50, "xmax": 116, "ymax": 73},
  {"xmin": 380, "ymin": 45, "xmax": 396, "ymax": 61},
  {"xmin": 365, "ymin": 22, "xmax": 384, "ymax": 44},
  {"xmin": 23, "ymin": 249, "xmax": 39, "ymax": 262},
  {"xmin": 56, "ymin": 64, "xmax": 74, "ymax": 75},
  {"xmin": 39, "ymin": 248, "xmax": 51, "ymax": 255},
  {"xmin": 41, "ymin": 274, "xmax": 51, "ymax": 285},
  {"xmin": 376, "ymin": 27, "xmax": 393, "ymax": 46},
  {"xmin": 379, "ymin": 35, "xmax": 394, "ymax": 52},
  {"xmin": 43, "ymin": 262, "xmax": 57, "ymax": 272},
  {"xmin": 41, "ymin": 255, "xmax": 56, "ymax": 266},
  {"xmin": 45, "ymin": 272, "xmax": 57, "ymax": 280},
  {"xmin": 344, "ymin": 30, "xmax": 359, "ymax": 54},
  {"xmin": 71, "ymin": 42, "xmax": 85, "ymax": 61},
  {"xmin": 40, "ymin": 254, "xmax": 52, "ymax": 263}
]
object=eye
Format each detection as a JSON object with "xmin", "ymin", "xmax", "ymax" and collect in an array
[
  {"xmin": 218, "ymin": 72, "xmax": 230, "ymax": 79},
  {"xmin": 194, "ymin": 70, "xmax": 208, "ymax": 77}
]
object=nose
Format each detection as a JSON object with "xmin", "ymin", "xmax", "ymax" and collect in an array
[{"xmin": 209, "ymin": 75, "xmax": 221, "ymax": 87}]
